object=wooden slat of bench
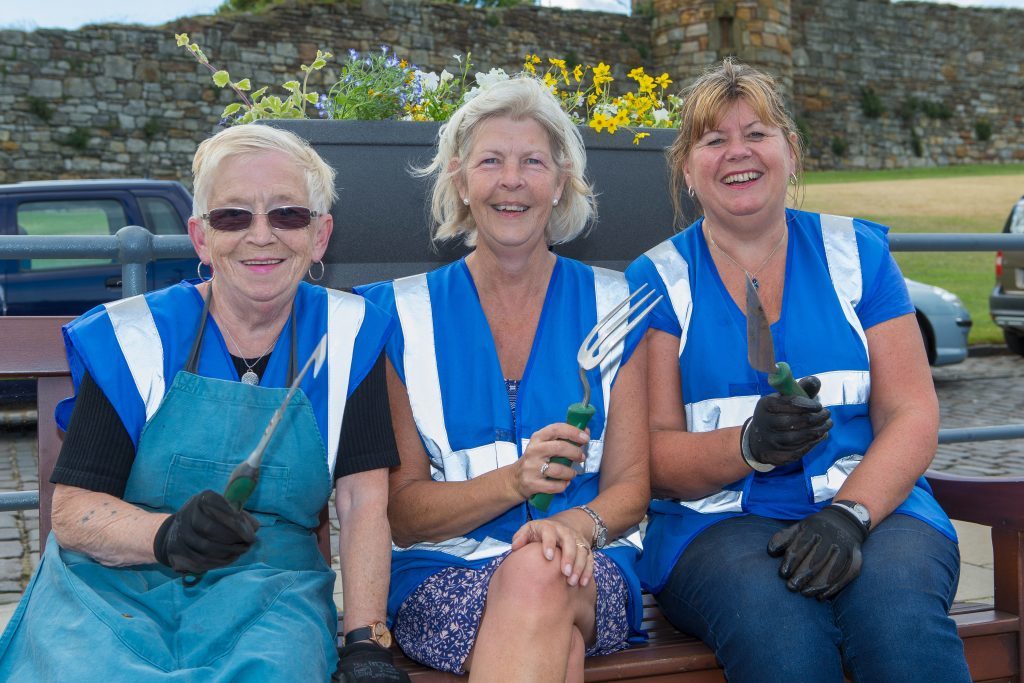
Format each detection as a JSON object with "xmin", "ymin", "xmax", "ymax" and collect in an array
[{"xmin": 0, "ymin": 316, "xmax": 73, "ymax": 376}]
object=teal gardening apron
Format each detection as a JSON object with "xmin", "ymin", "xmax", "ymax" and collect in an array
[{"xmin": 0, "ymin": 301, "xmax": 339, "ymax": 681}]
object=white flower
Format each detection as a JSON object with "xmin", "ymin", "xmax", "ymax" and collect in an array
[
  {"xmin": 475, "ymin": 68, "xmax": 509, "ymax": 89},
  {"xmin": 415, "ymin": 70, "xmax": 440, "ymax": 92},
  {"xmin": 594, "ymin": 102, "xmax": 618, "ymax": 116},
  {"xmin": 652, "ymin": 108, "xmax": 670, "ymax": 124},
  {"xmin": 462, "ymin": 86, "xmax": 480, "ymax": 102},
  {"xmin": 453, "ymin": 54, "xmax": 462, "ymax": 64},
  {"xmin": 440, "ymin": 69, "xmax": 454, "ymax": 83}
]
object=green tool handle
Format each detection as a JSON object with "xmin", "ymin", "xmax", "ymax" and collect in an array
[
  {"xmin": 183, "ymin": 462, "xmax": 260, "ymax": 586},
  {"xmin": 529, "ymin": 402, "xmax": 596, "ymax": 512},
  {"xmin": 223, "ymin": 461, "xmax": 260, "ymax": 512},
  {"xmin": 768, "ymin": 361, "xmax": 809, "ymax": 398}
]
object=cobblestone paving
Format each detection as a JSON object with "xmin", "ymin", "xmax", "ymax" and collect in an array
[{"xmin": 0, "ymin": 351, "xmax": 1020, "ymax": 605}]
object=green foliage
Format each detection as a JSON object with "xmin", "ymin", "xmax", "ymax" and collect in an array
[
  {"xmin": 975, "ymin": 118, "xmax": 993, "ymax": 142},
  {"xmin": 794, "ymin": 117, "xmax": 811, "ymax": 148},
  {"xmin": 27, "ymin": 97, "xmax": 54, "ymax": 122},
  {"xmin": 176, "ymin": 33, "xmax": 330, "ymax": 124},
  {"xmin": 860, "ymin": 87, "xmax": 884, "ymax": 118},
  {"xmin": 830, "ymin": 136, "xmax": 847, "ymax": 157},
  {"xmin": 142, "ymin": 118, "xmax": 164, "ymax": 140},
  {"xmin": 920, "ymin": 100, "xmax": 953, "ymax": 120},
  {"xmin": 901, "ymin": 97, "xmax": 953, "ymax": 121},
  {"xmin": 61, "ymin": 128, "xmax": 91, "ymax": 150},
  {"xmin": 216, "ymin": 0, "xmax": 279, "ymax": 12},
  {"xmin": 485, "ymin": 10, "xmax": 501, "ymax": 26},
  {"xmin": 909, "ymin": 128, "xmax": 923, "ymax": 157}
]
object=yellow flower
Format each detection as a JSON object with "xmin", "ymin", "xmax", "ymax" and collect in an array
[
  {"xmin": 548, "ymin": 57, "xmax": 566, "ymax": 69},
  {"xmin": 587, "ymin": 93, "xmax": 598, "ymax": 106},
  {"xmin": 399, "ymin": 59, "xmax": 408, "ymax": 68},
  {"xmin": 633, "ymin": 132, "xmax": 650, "ymax": 145},
  {"xmin": 655, "ymin": 73, "xmax": 673, "ymax": 89},
  {"xmin": 628, "ymin": 67, "xmax": 645, "ymax": 80},
  {"xmin": 573, "ymin": 65, "xmax": 583, "ymax": 82},
  {"xmin": 589, "ymin": 113, "xmax": 609, "ymax": 133},
  {"xmin": 592, "ymin": 62, "xmax": 613, "ymax": 93},
  {"xmin": 543, "ymin": 72, "xmax": 558, "ymax": 89},
  {"xmin": 636, "ymin": 74, "xmax": 655, "ymax": 94}
]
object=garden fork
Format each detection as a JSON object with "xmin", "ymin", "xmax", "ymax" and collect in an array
[{"xmin": 530, "ymin": 284, "xmax": 662, "ymax": 511}]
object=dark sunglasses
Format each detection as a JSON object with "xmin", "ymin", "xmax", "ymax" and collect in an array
[{"xmin": 202, "ymin": 206, "xmax": 319, "ymax": 232}]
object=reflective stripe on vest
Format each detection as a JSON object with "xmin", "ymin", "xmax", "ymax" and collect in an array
[
  {"xmin": 105, "ymin": 295, "xmax": 165, "ymax": 421},
  {"xmin": 105, "ymin": 288, "xmax": 361, "ymax": 474},
  {"xmin": 392, "ymin": 267, "xmax": 638, "ymax": 559},
  {"xmin": 654, "ymin": 215, "xmax": 871, "ymax": 515},
  {"xmin": 325, "ymin": 289, "xmax": 364, "ymax": 475},
  {"xmin": 645, "ymin": 241, "xmax": 692, "ymax": 358}
]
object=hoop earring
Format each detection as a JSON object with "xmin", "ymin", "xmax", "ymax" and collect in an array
[
  {"xmin": 197, "ymin": 261, "xmax": 212, "ymax": 282},
  {"xmin": 308, "ymin": 260, "xmax": 325, "ymax": 282},
  {"xmin": 687, "ymin": 186, "xmax": 695, "ymax": 199}
]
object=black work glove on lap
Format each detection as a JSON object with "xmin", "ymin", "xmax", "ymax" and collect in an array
[
  {"xmin": 767, "ymin": 505, "xmax": 868, "ymax": 600},
  {"xmin": 742, "ymin": 376, "xmax": 833, "ymax": 468},
  {"xmin": 334, "ymin": 642, "xmax": 410, "ymax": 683},
  {"xmin": 153, "ymin": 489, "xmax": 259, "ymax": 574}
]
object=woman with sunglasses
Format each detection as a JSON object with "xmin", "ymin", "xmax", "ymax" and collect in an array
[{"xmin": 0, "ymin": 125, "xmax": 408, "ymax": 683}]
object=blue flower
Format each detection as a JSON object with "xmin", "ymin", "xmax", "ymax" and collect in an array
[
  {"xmin": 385, "ymin": 55, "xmax": 399, "ymax": 68},
  {"xmin": 380, "ymin": 45, "xmax": 389, "ymax": 54},
  {"xmin": 348, "ymin": 49, "xmax": 359, "ymax": 62}
]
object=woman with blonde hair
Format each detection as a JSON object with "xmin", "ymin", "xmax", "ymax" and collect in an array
[
  {"xmin": 360, "ymin": 76, "xmax": 650, "ymax": 681},
  {"xmin": 626, "ymin": 59, "xmax": 970, "ymax": 681}
]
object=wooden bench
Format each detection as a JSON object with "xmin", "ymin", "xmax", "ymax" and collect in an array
[{"xmin": 3, "ymin": 315, "xmax": 1022, "ymax": 682}]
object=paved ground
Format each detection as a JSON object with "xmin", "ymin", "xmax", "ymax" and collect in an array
[{"xmin": 0, "ymin": 349, "xmax": 1020, "ymax": 627}]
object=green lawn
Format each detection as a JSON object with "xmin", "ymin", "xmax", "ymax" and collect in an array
[{"xmin": 801, "ymin": 167, "xmax": 1023, "ymax": 345}]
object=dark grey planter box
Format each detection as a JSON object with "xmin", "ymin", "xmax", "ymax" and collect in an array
[{"xmin": 266, "ymin": 120, "xmax": 685, "ymax": 289}]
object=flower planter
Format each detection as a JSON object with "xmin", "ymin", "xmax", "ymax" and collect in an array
[{"xmin": 266, "ymin": 120, "xmax": 684, "ymax": 289}]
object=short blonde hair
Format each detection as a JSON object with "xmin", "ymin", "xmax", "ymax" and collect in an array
[
  {"xmin": 668, "ymin": 58, "xmax": 803, "ymax": 225},
  {"xmin": 191, "ymin": 124, "xmax": 338, "ymax": 218},
  {"xmin": 416, "ymin": 76, "xmax": 596, "ymax": 247}
]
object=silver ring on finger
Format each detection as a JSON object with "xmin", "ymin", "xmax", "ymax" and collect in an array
[
  {"xmin": 575, "ymin": 541, "xmax": 591, "ymax": 554},
  {"xmin": 540, "ymin": 460, "xmax": 551, "ymax": 476}
]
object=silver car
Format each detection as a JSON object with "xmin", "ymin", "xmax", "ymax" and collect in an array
[{"xmin": 907, "ymin": 278, "xmax": 972, "ymax": 366}]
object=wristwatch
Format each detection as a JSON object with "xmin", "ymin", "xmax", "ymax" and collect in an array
[
  {"xmin": 831, "ymin": 499, "xmax": 872, "ymax": 534},
  {"xmin": 574, "ymin": 504, "xmax": 608, "ymax": 549},
  {"xmin": 343, "ymin": 621, "xmax": 393, "ymax": 648}
]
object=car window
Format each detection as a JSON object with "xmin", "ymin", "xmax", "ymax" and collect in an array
[
  {"xmin": 139, "ymin": 196, "xmax": 185, "ymax": 235},
  {"xmin": 1009, "ymin": 198, "xmax": 1024, "ymax": 235},
  {"xmin": 16, "ymin": 199, "xmax": 125, "ymax": 271}
]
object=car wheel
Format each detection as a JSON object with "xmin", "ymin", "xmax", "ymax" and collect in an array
[
  {"xmin": 1005, "ymin": 330, "xmax": 1024, "ymax": 357},
  {"xmin": 916, "ymin": 312, "xmax": 936, "ymax": 365}
]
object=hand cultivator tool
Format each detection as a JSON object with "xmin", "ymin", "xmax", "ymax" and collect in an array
[{"xmin": 529, "ymin": 285, "xmax": 662, "ymax": 511}]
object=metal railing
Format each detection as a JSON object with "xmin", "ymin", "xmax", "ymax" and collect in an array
[{"xmin": 0, "ymin": 229, "xmax": 1023, "ymax": 512}]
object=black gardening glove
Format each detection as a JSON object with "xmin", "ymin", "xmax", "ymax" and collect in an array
[
  {"xmin": 767, "ymin": 505, "xmax": 868, "ymax": 600},
  {"xmin": 334, "ymin": 642, "xmax": 410, "ymax": 683},
  {"xmin": 153, "ymin": 489, "xmax": 259, "ymax": 574},
  {"xmin": 741, "ymin": 376, "xmax": 833, "ymax": 468}
]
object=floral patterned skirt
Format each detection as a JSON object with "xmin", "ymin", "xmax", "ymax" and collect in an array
[{"xmin": 393, "ymin": 550, "xmax": 631, "ymax": 673}]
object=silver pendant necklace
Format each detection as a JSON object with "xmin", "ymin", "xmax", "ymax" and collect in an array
[
  {"xmin": 220, "ymin": 322, "xmax": 275, "ymax": 386},
  {"xmin": 705, "ymin": 221, "xmax": 787, "ymax": 291}
]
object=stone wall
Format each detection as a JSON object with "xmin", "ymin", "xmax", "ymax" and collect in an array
[
  {"xmin": 790, "ymin": 0, "xmax": 1024, "ymax": 168},
  {"xmin": 0, "ymin": 0, "xmax": 652, "ymax": 185},
  {"xmin": 0, "ymin": 0, "xmax": 1021, "ymax": 181}
]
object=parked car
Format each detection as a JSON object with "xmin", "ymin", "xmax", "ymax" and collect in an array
[
  {"xmin": 990, "ymin": 195, "xmax": 1024, "ymax": 356},
  {"xmin": 0, "ymin": 179, "xmax": 196, "ymax": 406},
  {"xmin": 906, "ymin": 278, "xmax": 972, "ymax": 366},
  {"xmin": 0, "ymin": 179, "xmax": 196, "ymax": 316}
]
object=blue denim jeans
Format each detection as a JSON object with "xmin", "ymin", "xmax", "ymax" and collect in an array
[{"xmin": 655, "ymin": 513, "xmax": 970, "ymax": 683}]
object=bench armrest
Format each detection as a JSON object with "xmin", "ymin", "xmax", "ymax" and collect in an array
[{"xmin": 925, "ymin": 469, "xmax": 1024, "ymax": 530}]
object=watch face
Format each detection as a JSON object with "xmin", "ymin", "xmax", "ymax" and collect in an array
[{"xmin": 371, "ymin": 621, "xmax": 393, "ymax": 649}]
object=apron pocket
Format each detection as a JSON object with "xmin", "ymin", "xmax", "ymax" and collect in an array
[{"xmin": 162, "ymin": 454, "xmax": 292, "ymax": 520}]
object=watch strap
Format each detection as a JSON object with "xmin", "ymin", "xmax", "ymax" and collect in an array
[{"xmin": 343, "ymin": 626, "xmax": 375, "ymax": 645}]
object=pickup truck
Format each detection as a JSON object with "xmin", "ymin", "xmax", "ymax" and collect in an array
[{"xmin": 0, "ymin": 179, "xmax": 196, "ymax": 316}]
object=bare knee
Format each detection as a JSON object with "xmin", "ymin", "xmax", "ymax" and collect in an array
[{"xmin": 488, "ymin": 543, "xmax": 573, "ymax": 613}]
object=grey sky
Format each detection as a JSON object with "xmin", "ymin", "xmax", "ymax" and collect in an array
[{"xmin": 1, "ymin": 0, "xmax": 1021, "ymax": 31}]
